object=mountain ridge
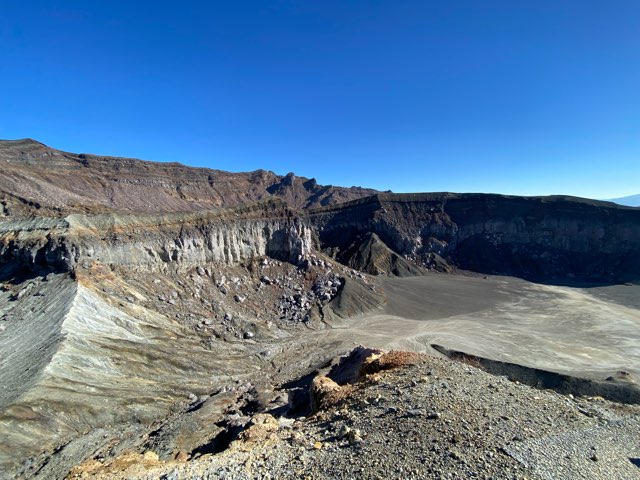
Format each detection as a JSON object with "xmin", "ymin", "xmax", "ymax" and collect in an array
[
  {"xmin": 0, "ymin": 138, "xmax": 378, "ymax": 216},
  {"xmin": 3, "ymin": 139, "xmax": 635, "ymax": 217}
]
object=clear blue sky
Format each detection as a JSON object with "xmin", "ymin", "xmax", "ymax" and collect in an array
[{"xmin": 1, "ymin": 1, "xmax": 639, "ymax": 198}]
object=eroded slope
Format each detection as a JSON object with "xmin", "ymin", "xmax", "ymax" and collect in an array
[{"xmin": 0, "ymin": 139, "xmax": 377, "ymax": 217}]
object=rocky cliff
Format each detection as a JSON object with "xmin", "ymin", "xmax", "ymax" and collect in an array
[
  {"xmin": 3, "ymin": 138, "xmax": 638, "ymax": 283},
  {"xmin": 0, "ymin": 199, "xmax": 313, "ymax": 276},
  {"xmin": 307, "ymin": 192, "xmax": 640, "ymax": 282},
  {"xmin": 0, "ymin": 198, "xmax": 372, "ymax": 478}
]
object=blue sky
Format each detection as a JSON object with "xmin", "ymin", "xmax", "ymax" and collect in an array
[{"xmin": 1, "ymin": 1, "xmax": 639, "ymax": 198}]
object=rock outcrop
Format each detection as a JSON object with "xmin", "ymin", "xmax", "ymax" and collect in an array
[{"xmin": 335, "ymin": 231, "xmax": 426, "ymax": 277}]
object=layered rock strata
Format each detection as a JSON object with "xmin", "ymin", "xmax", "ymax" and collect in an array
[
  {"xmin": 308, "ymin": 193, "xmax": 640, "ymax": 282},
  {"xmin": 0, "ymin": 199, "xmax": 313, "ymax": 275}
]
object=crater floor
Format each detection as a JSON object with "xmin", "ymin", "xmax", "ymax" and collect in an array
[{"xmin": 307, "ymin": 274, "xmax": 640, "ymax": 381}]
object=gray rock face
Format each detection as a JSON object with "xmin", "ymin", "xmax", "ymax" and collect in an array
[
  {"xmin": 0, "ymin": 200, "xmax": 320, "ymax": 478},
  {"xmin": 0, "ymin": 200, "xmax": 314, "ymax": 275}
]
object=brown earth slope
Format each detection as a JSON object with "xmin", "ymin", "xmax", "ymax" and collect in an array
[{"xmin": 0, "ymin": 139, "xmax": 378, "ymax": 217}]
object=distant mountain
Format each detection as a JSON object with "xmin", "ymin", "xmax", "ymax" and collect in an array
[{"xmin": 608, "ymin": 194, "xmax": 640, "ymax": 207}]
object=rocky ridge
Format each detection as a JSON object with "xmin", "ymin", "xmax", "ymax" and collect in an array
[
  {"xmin": 67, "ymin": 349, "xmax": 640, "ymax": 480},
  {"xmin": 0, "ymin": 139, "xmax": 377, "ymax": 217}
]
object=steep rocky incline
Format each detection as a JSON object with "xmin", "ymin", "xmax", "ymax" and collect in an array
[
  {"xmin": 307, "ymin": 192, "xmax": 640, "ymax": 282},
  {"xmin": 0, "ymin": 199, "xmax": 313, "ymax": 275},
  {"xmin": 0, "ymin": 139, "xmax": 377, "ymax": 217},
  {"xmin": 0, "ymin": 273, "xmax": 257, "ymax": 478}
]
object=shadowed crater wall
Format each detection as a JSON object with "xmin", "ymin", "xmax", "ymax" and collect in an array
[{"xmin": 307, "ymin": 193, "xmax": 640, "ymax": 283}]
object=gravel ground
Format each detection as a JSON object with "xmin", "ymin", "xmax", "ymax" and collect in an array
[
  {"xmin": 506, "ymin": 415, "xmax": 640, "ymax": 479},
  {"xmin": 73, "ymin": 353, "xmax": 640, "ymax": 480}
]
